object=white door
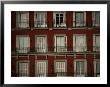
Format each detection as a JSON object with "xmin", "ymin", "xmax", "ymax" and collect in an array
[
  {"xmin": 55, "ymin": 61, "xmax": 66, "ymax": 76},
  {"xmin": 18, "ymin": 62, "xmax": 29, "ymax": 77},
  {"xmin": 36, "ymin": 61, "xmax": 47, "ymax": 77}
]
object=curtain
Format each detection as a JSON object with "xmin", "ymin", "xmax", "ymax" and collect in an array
[
  {"xmin": 17, "ymin": 12, "xmax": 29, "ymax": 28},
  {"xmin": 36, "ymin": 36, "xmax": 46, "ymax": 52},
  {"xmin": 76, "ymin": 61, "xmax": 85, "ymax": 76},
  {"xmin": 16, "ymin": 36, "xmax": 30, "ymax": 53},
  {"xmin": 76, "ymin": 13, "xmax": 84, "ymax": 27},
  {"xmin": 75, "ymin": 35, "xmax": 86, "ymax": 52}
]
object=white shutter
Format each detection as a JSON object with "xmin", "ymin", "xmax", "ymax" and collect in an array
[
  {"xmin": 55, "ymin": 61, "xmax": 66, "ymax": 76},
  {"xmin": 74, "ymin": 35, "xmax": 86, "ymax": 52},
  {"xmin": 18, "ymin": 62, "xmax": 29, "ymax": 77},
  {"xmin": 36, "ymin": 61, "xmax": 47, "ymax": 77}
]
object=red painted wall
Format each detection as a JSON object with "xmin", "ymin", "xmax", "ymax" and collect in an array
[{"xmin": 11, "ymin": 11, "xmax": 100, "ymax": 77}]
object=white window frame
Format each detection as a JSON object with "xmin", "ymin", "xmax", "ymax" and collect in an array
[
  {"xmin": 73, "ymin": 34, "xmax": 87, "ymax": 52},
  {"xmin": 74, "ymin": 59, "xmax": 87, "ymax": 77},
  {"xmin": 16, "ymin": 35, "xmax": 30, "ymax": 53},
  {"xmin": 93, "ymin": 34, "xmax": 100, "ymax": 51},
  {"xmin": 54, "ymin": 60, "xmax": 67, "ymax": 77},
  {"xmin": 35, "ymin": 35, "xmax": 48, "ymax": 53},
  {"xmin": 16, "ymin": 11, "xmax": 29, "ymax": 28},
  {"xmin": 73, "ymin": 11, "xmax": 86, "ymax": 28},
  {"xmin": 92, "ymin": 11, "xmax": 100, "ymax": 27},
  {"xmin": 53, "ymin": 12, "xmax": 66, "ymax": 28},
  {"xmin": 35, "ymin": 60, "xmax": 48, "ymax": 77},
  {"xmin": 34, "ymin": 11, "xmax": 47, "ymax": 28},
  {"xmin": 54, "ymin": 34, "xmax": 67, "ymax": 52},
  {"xmin": 16, "ymin": 60, "xmax": 30, "ymax": 77},
  {"xmin": 94, "ymin": 59, "xmax": 100, "ymax": 77}
]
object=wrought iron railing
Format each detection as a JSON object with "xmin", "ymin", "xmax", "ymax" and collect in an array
[
  {"xmin": 12, "ymin": 46, "xmax": 100, "ymax": 54},
  {"xmin": 34, "ymin": 21, "xmax": 47, "ymax": 28},
  {"xmin": 11, "ymin": 72, "xmax": 100, "ymax": 77},
  {"xmin": 16, "ymin": 21, "xmax": 29, "ymax": 28}
]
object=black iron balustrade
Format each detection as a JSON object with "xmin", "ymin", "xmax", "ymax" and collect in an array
[
  {"xmin": 12, "ymin": 46, "xmax": 100, "ymax": 54},
  {"xmin": 11, "ymin": 72, "xmax": 100, "ymax": 77},
  {"xmin": 16, "ymin": 21, "xmax": 29, "ymax": 28},
  {"xmin": 34, "ymin": 21, "xmax": 47, "ymax": 28}
]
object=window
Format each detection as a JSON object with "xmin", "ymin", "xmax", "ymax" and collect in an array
[
  {"xmin": 55, "ymin": 61, "xmax": 66, "ymax": 76},
  {"xmin": 73, "ymin": 12, "xmax": 86, "ymax": 27},
  {"xmin": 94, "ymin": 60, "xmax": 100, "ymax": 77},
  {"xmin": 54, "ymin": 35, "xmax": 67, "ymax": 52},
  {"xmin": 16, "ymin": 11, "xmax": 29, "ymax": 28},
  {"xmin": 34, "ymin": 12, "xmax": 47, "ymax": 28},
  {"xmin": 92, "ymin": 11, "xmax": 100, "ymax": 26},
  {"xmin": 53, "ymin": 12, "xmax": 66, "ymax": 27},
  {"xmin": 35, "ymin": 36, "xmax": 47, "ymax": 52},
  {"xmin": 16, "ymin": 36, "xmax": 30, "ymax": 53},
  {"xmin": 17, "ymin": 62, "xmax": 29, "ymax": 77},
  {"xmin": 35, "ymin": 61, "xmax": 48, "ymax": 77},
  {"xmin": 73, "ymin": 35, "xmax": 87, "ymax": 52},
  {"xmin": 74, "ymin": 60, "xmax": 87, "ymax": 77},
  {"xmin": 93, "ymin": 35, "xmax": 100, "ymax": 51}
]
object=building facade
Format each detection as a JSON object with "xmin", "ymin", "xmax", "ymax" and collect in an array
[{"xmin": 11, "ymin": 11, "xmax": 100, "ymax": 77}]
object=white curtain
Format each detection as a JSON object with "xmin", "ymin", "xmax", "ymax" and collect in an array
[
  {"xmin": 36, "ymin": 36, "xmax": 46, "ymax": 52},
  {"xmin": 92, "ymin": 12, "xmax": 100, "ymax": 26},
  {"xmin": 76, "ymin": 61, "xmax": 85, "ymax": 76},
  {"xmin": 17, "ymin": 12, "xmax": 29, "ymax": 28},
  {"xmin": 35, "ymin": 12, "xmax": 47, "ymax": 27},
  {"xmin": 74, "ymin": 35, "xmax": 86, "ymax": 52},
  {"xmin": 16, "ymin": 36, "xmax": 30, "ymax": 53},
  {"xmin": 93, "ymin": 35, "xmax": 100, "ymax": 51},
  {"xmin": 55, "ymin": 36, "xmax": 66, "ymax": 52},
  {"xmin": 76, "ymin": 13, "xmax": 84, "ymax": 27}
]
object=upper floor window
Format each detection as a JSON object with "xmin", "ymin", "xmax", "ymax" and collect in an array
[
  {"xmin": 73, "ymin": 12, "xmax": 86, "ymax": 28},
  {"xmin": 73, "ymin": 34, "xmax": 87, "ymax": 52},
  {"xmin": 53, "ymin": 12, "xmax": 66, "ymax": 28},
  {"xmin": 16, "ymin": 35, "xmax": 30, "ymax": 53},
  {"xmin": 16, "ymin": 11, "xmax": 29, "ymax": 28},
  {"xmin": 34, "ymin": 12, "xmax": 47, "ymax": 28},
  {"xmin": 93, "ymin": 35, "xmax": 100, "ymax": 51},
  {"xmin": 92, "ymin": 11, "xmax": 100, "ymax": 27},
  {"xmin": 35, "ymin": 35, "xmax": 47, "ymax": 53},
  {"xmin": 54, "ymin": 35, "xmax": 67, "ymax": 52}
]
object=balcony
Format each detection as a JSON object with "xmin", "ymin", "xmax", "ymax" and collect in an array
[
  {"xmin": 12, "ymin": 46, "xmax": 100, "ymax": 54},
  {"xmin": 93, "ymin": 46, "xmax": 100, "ymax": 52},
  {"xmin": 11, "ymin": 72, "xmax": 100, "ymax": 77},
  {"xmin": 16, "ymin": 21, "xmax": 29, "ymax": 28}
]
